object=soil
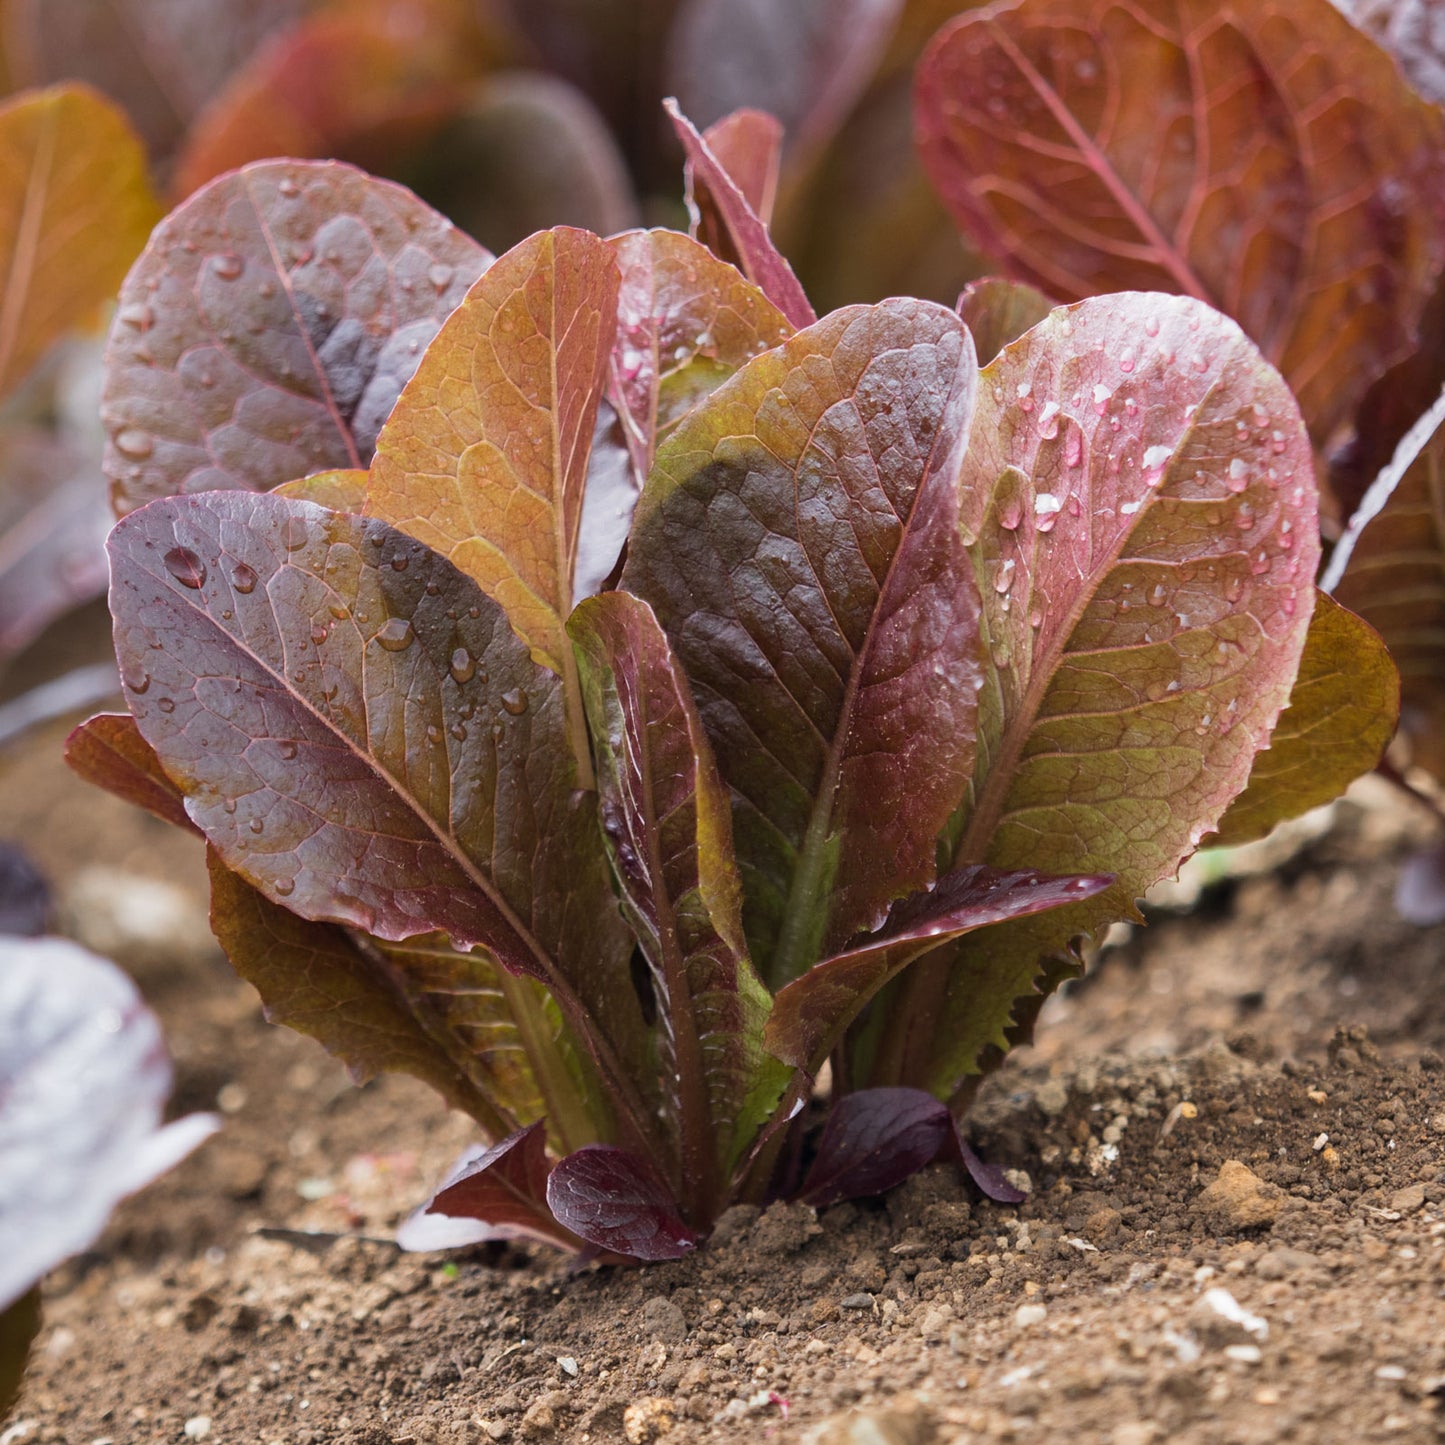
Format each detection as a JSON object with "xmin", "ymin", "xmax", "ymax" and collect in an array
[{"xmin": 5, "ymin": 695, "xmax": 1445, "ymax": 1445}]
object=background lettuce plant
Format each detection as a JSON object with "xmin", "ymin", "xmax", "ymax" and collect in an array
[{"xmin": 64, "ymin": 100, "xmax": 1395, "ymax": 1255}]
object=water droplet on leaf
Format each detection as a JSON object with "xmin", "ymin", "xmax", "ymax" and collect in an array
[
  {"xmin": 375, "ymin": 618, "xmax": 415, "ymax": 651},
  {"xmin": 211, "ymin": 253, "xmax": 244, "ymax": 281},
  {"xmin": 449, "ymin": 648, "xmax": 476, "ymax": 684},
  {"xmin": 164, "ymin": 546, "xmax": 207, "ymax": 588},
  {"xmin": 501, "ymin": 688, "xmax": 528, "ymax": 715},
  {"xmin": 114, "ymin": 428, "xmax": 154, "ymax": 460}
]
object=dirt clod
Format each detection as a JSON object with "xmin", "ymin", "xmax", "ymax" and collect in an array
[{"xmin": 1193, "ymin": 1159, "xmax": 1282, "ymax": 1231}]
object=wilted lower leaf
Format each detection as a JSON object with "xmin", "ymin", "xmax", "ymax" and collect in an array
[
  {"xmin": 896, "ymin": 293, "xmax": 1321, "ymax": 1099},
  {"xmin": 103, "ymin": 159, "xmax": 490, "ymax": 515},
  {"xmin": 400, "ymin": 1123, "xmax": 583, "ymax": 1252},
  {"xmin": 797, "ymin": 1086, "xmax": 950, "ymax": 1207},
  {"xmin": 570, "ymin": 592, "xmax": 785, "ymax": 1198},
  {"xmin": 915, "ymin": 0, "xmax": 1445, "ymax": 442},
  {"xmin": 1209, "ymin": 592, "xmax": 1399, "ymax": 848},
  {"xmin": 546, "ymin": 1144, "xmax": 700, "ymax": 1258},
  {"xmin": 609, "ymin": 228, "xmax": 792, "ymax": 484},
  {"xmin": 0, "ymin": 936, "xmax": 217, "ymax": 1312},
  {"xmin": 106, "ymin": 490, "xmax": 648, "ymax": 1140},
  {"xmin": 0, "ymin": 85, "xmax": 158, "ymax": 405},
  {"xmin": 667, "ymin": 100, "xmax": 818, "ymax": 332},
  {"xmin": 624, "ymin": 299, "xmax": 982, "ymax": 984},
  {"xmin": 366, "ymin": 226, "xmax": 619, "ymax": 781}
]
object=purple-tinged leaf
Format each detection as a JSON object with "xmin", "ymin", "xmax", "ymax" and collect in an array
[
  {"xmin": 669, "ymin": 0, "xmax": 901, "ymax": 165},
  {"xmin": 666, "ymin": 99, "xmax": 817, "ymax": 332},
  {"xmin": 206, "ymin": 853, "xmax": 604, "ymax": 1150},
  {"xmin": 766, "ymin": 866, "xmax": 1111, "ymax": 1076},
  {"xmin": 0, "ymin": 936, "xmax": 218, "ymax": 1312},
  {"xmin": 399, "ymin": 1123, "xmax": 585, "ymax": 1253},
  {"xmin": 1209, "ymin": 592, "xmax": 1399, "ymax": 849},
  {"xmin": 106, "ymin": 490, "xmax": 648, "ymax": 1142},
  {"xmin": 953, "ymin": 1134, "xmax": 1026, "ymax": 1204},
  {"xmin": 956, "ymin": 278, "xmax": 1053, "ymax": 366},
  {"xmin": 546, "ymin": 1145, "xmax": 700, "ymax": 1259},
  {"xmin": 609, "ymin": 228, "xmax": 792, "ymax": 485},
  {"xmin": 365, "ymin": 226, "xmax": 619, "ymax": 784},
  {"xmin": 570, "ymin": 593, "xmax": 787, "ymax": 1202},
  {"xmin": 0, "ymin": 843, "xmax": 49, "ymax": 938},
  {"xmin": 63, "ymin": 713, "xmax": 200, "ymax": 836},
  {"xmin": 0, "ymin": 431, "xmax": 112, "ymax": 665},
  {"xmin": 882, "ymin": 293, "xmax": 1322, "ymax": 1101},
  {"xmin": 623, "ymin": 300, "xmax": 982, "ymax": 985},
  {"xmin": 103, "ymin": 159, "xmax": 491, "ymax": 516},
  {"xmin": 273, "ymin": 469, "xmax": 370, "ymax": 512},
  {"xmin": 697, "ymin": 110, "xmax": 782, "ymax": 225},
  {"xmin": 798, "ymin": 1087, "xmax": 949, "ymax": 1208},
  {"xmin": 915, "ymin": 0, "xmax": 1445, "ymax": 444}
]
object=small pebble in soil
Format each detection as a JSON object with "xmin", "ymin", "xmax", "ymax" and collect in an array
[
  {"xmin": 1014, "ymin": 1303, "xmax": 1048, "ymax": 1328},
  {"xmin": 182, "ymin": 1419, "xmax": 211, "ymax": 1440},
  {"xmin": 1194, "ymin": 1159, "xmax": 1282, "ymax": 1231}
]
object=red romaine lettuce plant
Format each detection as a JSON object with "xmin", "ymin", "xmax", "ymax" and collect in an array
[{"xmin": 68, "ymin": 130, "xmax": 1363, "ymax": 1258}]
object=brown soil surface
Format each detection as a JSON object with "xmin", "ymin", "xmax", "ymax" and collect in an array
[{"xmin": 5, "ymin": 705, "xmax": 1445, "ymax": 1445}]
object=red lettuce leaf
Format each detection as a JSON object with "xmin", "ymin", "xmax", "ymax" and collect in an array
[
  {"xmin": 609, "ymin": 227, "xmax": 792, "ymax": 486},
  {"xmin": 0, "ymin": 936, "xmax": 217, "ymax": 1312},
  {"xmin": 915, "ymin": 0, "xmax": 1445, "ymax": 443},
  {"xmin": 622, "ymin": 299, "xmax": 982, "ymax": 985},
  {"xmin": 797, "ymin": 1086, "xmax": 950, "ymax": 1207},
  {"xmin": 399, "ymin": 1122, "xmax": 585, "ymax": 1253},
  {"xmin": 666, "ymin": 99, "xmax": 817, "ymax": 332},
  {"xmin": 103, "ymin": 159, "xmax": 491, "ymax": 515},
  {"xmin": 365, "ymin": 226, "xmax": 619, "ymax": 784},
  {"xmin": 570, "ymin": 592, "xmax": 787, "ymax": 1202},
  {"xmin": 956, "ymin": 277, "xmax": 1054, "ymax": 366},
  {"xmin": 63, "ymin": 712, "xmax": 200, "ymax": 836},
  {"xmin": 105, "ymin": 490, "xmax": 651, "ymax": 1149},
  {"xmin": 766, "ymin": 865, "xmax": 1111, "ymax": 1076},
  {"xmin": 694, "ymin": 109, "xmax": 782, "ymax": 225},
  {"xmin": 875, "ymin": 293, "xmax": 1322, "ymax": 1101},
  {"xmin": 546, "ymin": 1144, "xmax": 700, "ymax": 1259}
]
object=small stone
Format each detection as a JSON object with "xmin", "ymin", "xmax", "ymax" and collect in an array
[
  {"xmin": 1194, "ymin": 1160, "xmax": 1282, "ymax": 1232},
  {"xmin": 1224, "ymin": 1344, "xmax": 1263, "ymax": 1365},
  {"xmin": 557, "ymin": 1356, "xmax": 578, "ymax": 1377},
  {"xmin": 638, "ymin": 1295, "xmax": 687, "ymax": 1344},
  {"xmin": 1085, "ymin": 1206, "xmax": 1122, "ymax": 1244},
  {"xmin": 839, "ymin": 1292, "xmax": 876, "ymax": 1311},
  {"xmin": 623, "ymin": 1396, "xmax": 676, "ymax": 1443},
  {"xmin": 1390, "ymin": 1184, "xmax": 1426, "ymax": 1215},
  {"xmin": 1034, "ymin": 1078, "xmax": 1069, "ymax": 1116},
  {"xmin": 1253, "ymin": 1248, "xmax": 1320, "ymax": 1280},
  {"xmin": 183, "ymin": 1420, "xmax": 212, "ymax": 1441},
  {"xmin": 480, "ymin": 1421, "xmax": 511, "ymax": 1442},
  {"xmin": 521, "ymin": 1393, "xmax": 564, "ymax": 1439},
  {"xmin": 1014, "ymin": 1303, "xmax": 1048, "ymax": 1327}
]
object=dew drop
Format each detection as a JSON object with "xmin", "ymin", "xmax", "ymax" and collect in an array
[
  {"xmin": 278, "ymin": 178, "xmax": 300, "ymax": 197},
  {"xmin": 1144, "ymin": 316, "xmax": 1160, "ymax": 337},
  {"xmin": 1034, "ymin": 492, "xmax": 1062, "ymax": 518},
  {"xmin": 1224, "ymin": 575, "xmax": 1244, "ymax": 602},
  {"xmin": 450, "ymin": 723, "xmax": 467, "ymax": 742},
  {"xmin": 501, "ymin": 687, "xmax": 528, "ymax": 715},
  {"xmin": 375, "ymin": 618, "xmax": 415, "ymax": 651},
  {"xmin": 211, "ymin": 253, "xmax": 244, "ymax": 281},
  {"xmin": 992, "ymin": 557, "xmax": 1016, "ymax": 594},
  {"xmin": 164, "ymin": 546, "xmax": 207, "ymax": 588},
  {"xmin": 1270, "ymin": 430, "xmax": 1287, "ymax": 455},
  {"xmin": 328, "ymin": 603, "xmax": 349, "ymax": 621},
  {"xmin": 449, "ymin": 647, "xmax": 476, "ymax": 684},
  {"xmin": 1226, "ymin": 457, "xmax": 1248, "ymax": 492},
  {"xmin": 231, "ymin": 561, "xmax": 258, "ymax": 594},
  {"xmin": 118, "ymin": 301, "xmax": 153, "ymax": 332},
  {"xmin": 283, "ymin": 519, "xmax": 309, "ymax": 551},
  {"xmin": 1064, "ymin": 427, "xmax": 1084, "ymax": 468},
  {"xmin": 248, "ymin": 818, "xmax": 264, "ymax": 834},
  {"xmin": 114, "ymin": 428, "xmax": 154, "ymax": 460},
  {"xmin": 310, "ymin": 622, "xmax": 329, "ymax": 645},
  {"xmin": 157, "ymin": 697, "xmax": 175, "ymax": 713},
  {"xmin": 1118, "ymin": 349, "xmax": 1136, "ymax": 374},
  {"xmin": 1036, "ymin": 400, "xmax": 1061, "ymax": 438},
  {"xmin": 425, "ymin": 582, "xmax": 440, "ymax": 597},
  {"xmin": 273, "ymin": 878, "xmax": 295, "ymax": 897},
  {"xmin": 1147, "ymin": 582, "xmax": 1168, "ymax": 608},
  {"xmin": 1250, "ymin": 549, "xmax": 1270, "ymax": 576},
  {"xmin": 278, "ymin": 740, "xmax": 298, "ymax": 760},
  {"xmin": 426, "ymin": 724, "xmax": 442, "ymax": 745},
  {"xmin": 1029, "ymin": 608, "xmax": 1043, "ymax": 629},
  {"xmin": 1016, "ymin": 381, "xmax": 1034, "ymax": 413},
  {"xmin": 222, "ymin": 798, "xmax": 237, "ymax": 814},
  {"xmin": 122, "ymin": 664, "xmax": 150, "ymax": 695},
  {"xmin": 428, "ymin": 262, "xmax": 453, "ymax": 291},
  {"xmin": 990, "ymin": 641, "xmax": 1011, "ymax": 670},
  {"xmin": 389, "ymin": 554, "xmax": 409, "ymax": 572},
  {"xmin": 1091, "ymin": 383, "xmax": 1113, "ymax": 416}
]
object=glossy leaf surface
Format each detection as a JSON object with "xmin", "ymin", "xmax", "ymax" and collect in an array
[
  {"xmin": 546, "ymin": 1145, "xmax": 700, "ymax": 1258},
  {"xmin": 902, "ymin": 293, "xmax": 1321, "ymax": 1097},
  {"xmin": 0, "ymin": 936, "xmax": 217, "ymax": 1312},
  {"xmin": 667, "ymin": 100, "xmax": 817, "ymax": 332},
  {"xmin": 366, "ymin": 226, "xmax": 618, "ymax": 783},
  {"xmin": 103, "ymin": 159, "xmax": 490, "ymax": 515},
  {"xmin": 915, "ymin": 0, "xmax": 1445, "ymax": 441},
  {"xmin": 798, "ymin": 1086, "xmax": 950, "ymax": 1207},
  {"xmin": 609, "ymin": 228, "xmax": 792, "ymax": 484},
  {"xmin": 766, "ymin": 865, "xmax": 1110, "ymax": 1076},
  {"xmin": 694, "ymin": 110, "xmax": 782, "ymax": 225},
  {"xmin": 623, "ymin": 299, "xmax": 982, "ymax": 984},
  {"xmin": 400, "ymin": 1123, "xmax": 585, "ymax": 1253},
  {"xmin": 1334, "ymin": 412, "xmax": 1445, "ymax": 775},
  {"xmin": 63, "ymin": 712, "xmax": 200, "ymax": 836},
  {"xmin": 1210, "ymin": 592, "xmax": 1399, "ymax": 847},
  {"xmin": 0, "ymin": 85, "xmax": 158, "ymax": 405},
  {"xmin": 106, "ymin": 490, "xmax": 644, "ymax": 1117},
  {"xmin": 570, "ymin": 593, "xmax": 783, "ymax": 1195}
]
